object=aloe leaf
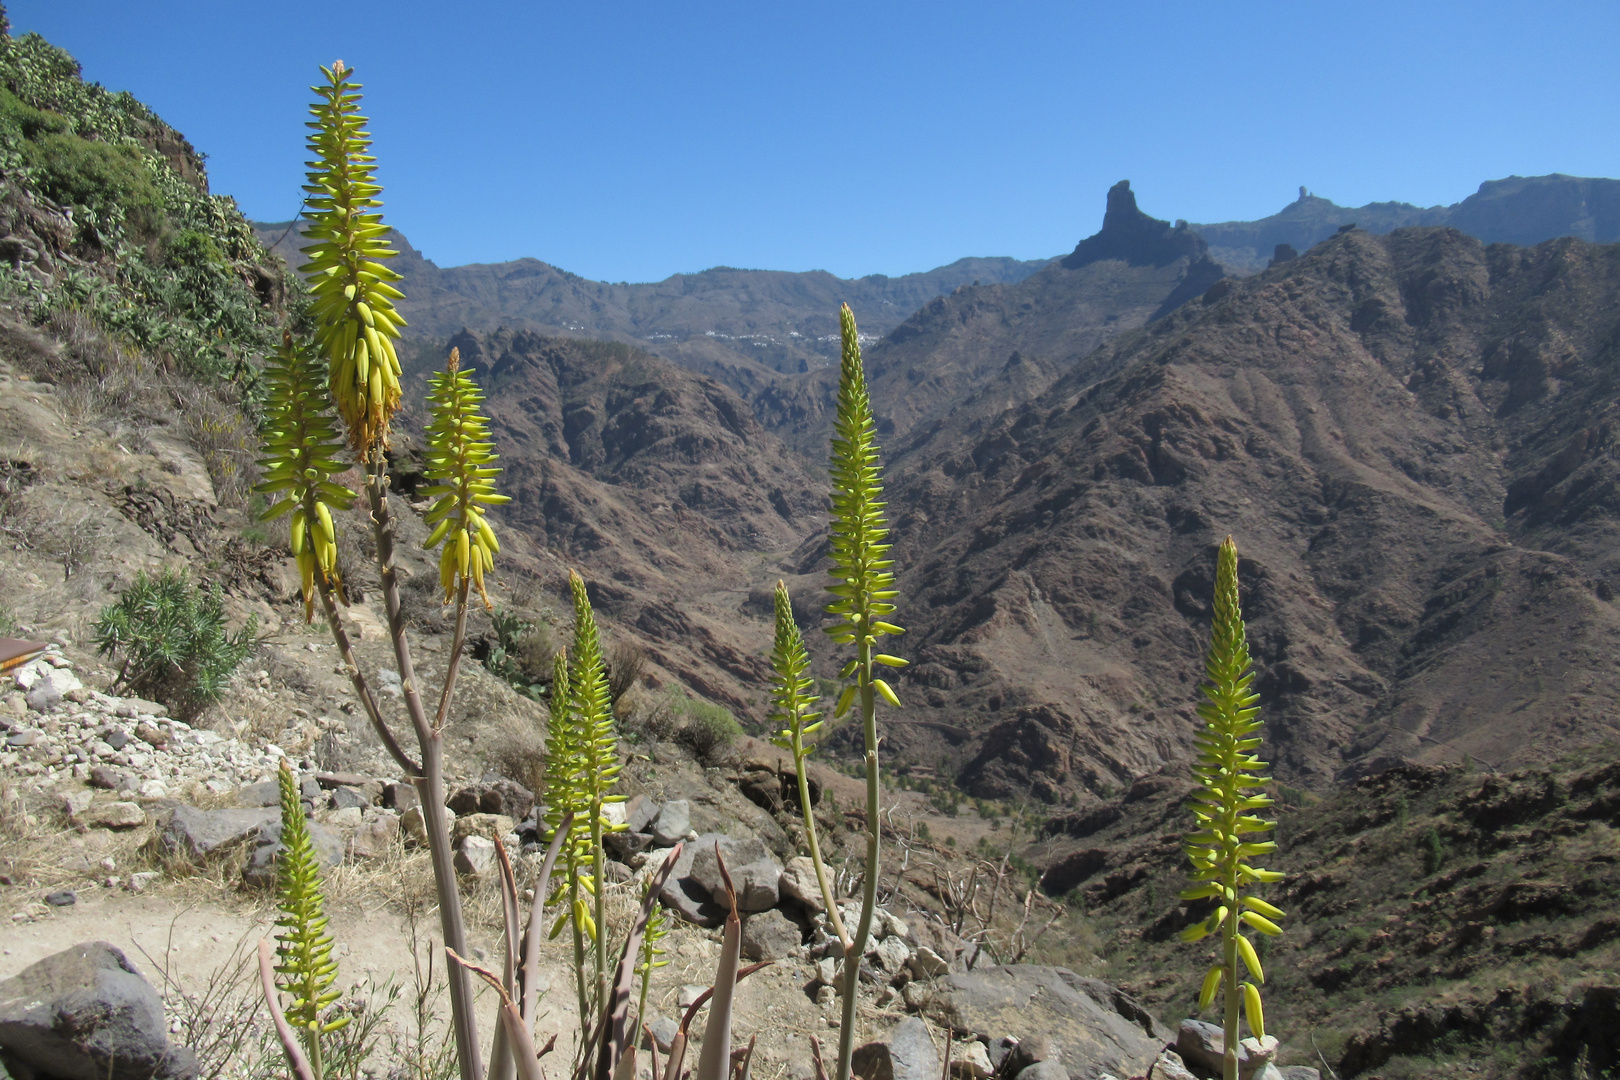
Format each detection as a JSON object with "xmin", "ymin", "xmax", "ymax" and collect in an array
[{"xmin": 693, "ymin": 851, "xmax": 744, "ymax": 1080}]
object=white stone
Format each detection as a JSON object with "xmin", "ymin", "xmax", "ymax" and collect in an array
[
  {"xmin": 138, "ymin": 779, "xmax": 167, "ymax": 799},
  {"xmin": 908, "ymin": 945, "xmax": 950, "ymax": 978},
  {"xmin": 953, "ymin": 1042, "xmax": 993, "ymax": 1079},
  {"xmin": 328, "ymin": 807, "xmax": 363, "ymax": 829}
]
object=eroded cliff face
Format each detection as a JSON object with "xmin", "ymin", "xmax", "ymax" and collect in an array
[{"xmin": 854, "ymin": 227, "xmax": 1620, "ymax": 799}]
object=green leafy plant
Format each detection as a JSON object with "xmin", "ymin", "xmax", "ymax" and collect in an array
[
  {"xmin": 1422, "ymin": 826, "xmax": 1445, "ymax": 875},
  {"xmin": 824, "ymin": 303, "xmax": 907, "ymax": 1080},
  {"xmin": 92, "ymin": 567, "xmax": 256, "ymax": 719},
  {"xmin": 0, "ymin": 28, "xmax": 286, "ymax": 382},
  {"xmin": 268, "ymin": 760, "xmax": 350, "ymax": 1079},
  {"xmin": 539, "ymin": 571, "xmax": 628, "ymax": 1052},
  {"xmin": 1178, "ymin": 536, "xmax": 1285, "ymax": 1080},
  {"xmin": 671, "ymin": 689, "xmax": 743, "ymax": 762},
  {"xmin": 256, "ymin": 331, "xmax": 356, "ymax": 620}
]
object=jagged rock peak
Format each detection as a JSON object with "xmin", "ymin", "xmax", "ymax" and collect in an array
[{"xmin": 1062, "ymin": 180, "xmax": 1208, "ymax": 270}]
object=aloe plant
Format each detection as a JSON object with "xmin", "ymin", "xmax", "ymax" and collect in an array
[
  {"xmin": 252, "ymin": 61, "xmax": 507, "ymax": 1079},
  {"xmin": 824, "ymin": 303, "xmax": 906, "ymax": 1080},
  {"xmin": 537, "ymin": 572, "xmax": 628, "ymax": 1053},
  {"xmin": 268, "ymin": 759, "xmax": 349, "ymax": 1079},
  {"xmin": 1179, "ymin": 536, "xmax": 1286, "ymax": 1080}
]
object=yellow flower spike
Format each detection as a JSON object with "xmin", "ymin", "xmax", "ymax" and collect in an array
[
  {"xmin": 1178, "ymin": 537, "xmax": 1286, "ymax": 1077},
  {"xmin": 301, "ymin": 62, "xmax": 407, "ymax": 454},
  {"xmin": 420, "ymin": 349, "xmax": 506, "ymax": 607},
  {"xmin": 254, "ymin": 332, "xmax": 356, "ymax": 621},
  {"xmin": 824, "ymin": 304, "xmax": 907, "ymax": 1078}
]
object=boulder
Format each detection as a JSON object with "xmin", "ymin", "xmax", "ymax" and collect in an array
[
  {"xmin": 657, "ymin": 833, "xmax": 729, "ymax": 927},
  {"xmin": 451, "ymin": 813, "xmax": 515, "ymax": 846},
  {"xmin": 447, "ymin": 780, "xmax": 533, "ymax": 821},
  {"xmin": 87, "ymin": 766, "xmax": 128, "ymax": 791},
  {"xmin": 401, "ymin": 805, "xmax": 455, "ymax": 847},
  {"xmin": 626, "ymin": 793, "xmax": 662, "ymax": 833},
  {"xmin": 159, "ymin": 806, "xmax": 279, "ymax": 860},
  {"xmin": 908, "ymin": 946, "xmax": 950, "ymax": 979},
  {"xmin": 1016, "ymin": 1064, "xmax": 1068, "ymax": 1080},
  {"xmin": 1149, "ymin": 1051, "xmax": 1199, "ymax": 1080},
  {"xmin": 455, "ymin": 836, "xmax": 497, "ymax": 877},
  {"xmin": 779, "ymin": 855, "xmax": 827, "ymax": 913},
  {"xmin": 741, "ymin": 908, "xmax": 802, "ymax": 961},
  {"xmin": 0, "ymin": 941, "xmax": 196, "ymax": 1080},
  {"xmin": 1009, "ymin": 1035, "xmax": 1060, "ymax": 1075},
  {"xmin": 604, "ymin": 830, "xmax": 653, "ymax": 859},
  {"xmin": 82, "ymin": 802, "xmax": 146, "ymax": 830},
  {"xmin": 951, "ymin": 1041, "xmax": 994, "ymax": 1079},
  {"xmin": 924, "ymin": 966, "xmax": 1170, "ymax": 1080},
  {"xmin": 650, "ymin": 800, "xmax": 690, "ymax": 846},
  {"xmin": 872, "ymin": 935, "xmax": 911, "ymax": 974},
  {"xmin": 383, "ymin": 781, "xmax": 419, "ymax": 812},
  {"xmin": 690, "ymin": 836, "xmax": 780, "ymax": 912},
  {"xmin": 349, "ymin": 816, "xmax": 400, "ymax": 859},
  {"xmin": 1176, "ymin": 1020, "xmax": 1279, "ymax": 1079},
  {"xmin": 241, "ymin": 820, "xmax": 344, "ymax": 888},
  {"xmin": 237, "ymin": 780, "xmax": 305, "ymax": 807},
  {"xmin": 330, "ymin": 785, "xmax": 378, "ymax": 811},
  {"xmin": 852, "ymin": 1018, "xmax": 939, "ymax": 1080},
  {"xmin": 645, "ymin": 1015, "xmax": 678, "ymax": 1054}
]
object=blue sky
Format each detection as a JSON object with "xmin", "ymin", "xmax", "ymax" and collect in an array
[{"xmin": 13, "ymin": 1, "xmax": 1619, "ymax": 282}]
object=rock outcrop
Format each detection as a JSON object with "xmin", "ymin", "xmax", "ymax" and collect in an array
[{"xmin": 0, "ymin": 942, "xmax": 196, "ymax": 1080}]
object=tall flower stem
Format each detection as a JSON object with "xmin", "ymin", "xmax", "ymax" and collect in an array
[{"xmin": 823, "ymin": 305, "xmax": 906, "ymax": 1080}]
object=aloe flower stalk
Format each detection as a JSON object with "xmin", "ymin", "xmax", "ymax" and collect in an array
[
  {"xmin": 1180, "ymin": 536, "xmax": 1286, "ymax": 1080},
  {"xmin": 272, "ymin": 759, "xmax": 348, "ymax": 1079},
  {"xmin": 824, "ymin": 304, "xmax": 906, "ymax": 1080},
  {"xmin": 769, "ymin": 581, "xmax": 849, "ymax": 948}
]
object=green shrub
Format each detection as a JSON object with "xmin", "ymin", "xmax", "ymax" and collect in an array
[
  {"xmin": 1422, "ymin": 827, "xmax": 1445, "ymax": 875},
  {"xmin": 92, "ymin": 567, "xmax": 256, "ymax": 718},
  {"xmin": 667, "ymin": 689, "xmax": 742, "ymax": 761}
]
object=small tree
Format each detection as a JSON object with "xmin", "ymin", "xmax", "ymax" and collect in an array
[{"xmin": 1178, "ymin": 537, "xmax": 1286, "ymax": 1080}]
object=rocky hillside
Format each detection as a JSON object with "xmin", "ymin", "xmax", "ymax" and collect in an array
[
  {"xmin": 858, "ymin": 225, "xmax": 1620, "ymax": 801},
  {"xmin": 1025, "ymin": 756, "xmax": 1620, "ymax": 1079},
  {"xmin": 1194, "ymin": 174, "xmax": 1620, "ymax": 272}
]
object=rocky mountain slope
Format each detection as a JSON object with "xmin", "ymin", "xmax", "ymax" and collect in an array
[
  {"xmin": 419, "ymin": 327, "xmax": 827, "ymax": 712},
  {"xmin": 859, "ymin": 225, "xmax": 1620, "ymax": 800},
  {"xmin": 254, "ymin": 218, "xmax": 1052, "ymax": 395},
  {"xmin": 754, "ymin": 181, "xmax": 1226, "ymax": 456},
  {"xmin": 1194, "ymin": 174, "xmax": 1620, "ymax": 272},
  {"xmin": 1026, "ymin": 757, "xmax": 1620, "ymax": 1080}
]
